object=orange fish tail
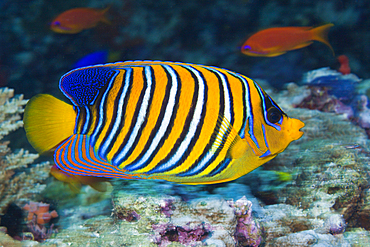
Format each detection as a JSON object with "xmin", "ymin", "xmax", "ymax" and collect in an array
[{"xmin": 311, "ymin": 23, "xmax": 334, "ymax": 56}]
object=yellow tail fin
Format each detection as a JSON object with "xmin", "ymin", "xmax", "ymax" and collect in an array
[
  {"xmin": 311, "ymin": 23, "xmax": 335, "ymax": 55},
  {"xmin": 23, "ymin": 94, "xmax": 76, "ymax": 154}
]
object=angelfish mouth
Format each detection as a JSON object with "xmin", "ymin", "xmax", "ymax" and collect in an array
[{"xmin": 289, "ymin": 119, "xmax": 305, "ymax": 140}]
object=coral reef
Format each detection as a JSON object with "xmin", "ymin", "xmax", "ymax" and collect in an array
[
  {"xmin": 23, "ymin": 201, "xmax": 58, "ymax": 225},
  {"xmin": 1, "ymin": 0, "xmax": 370, "ymax": 244},
  {"xmin": 23, "ymin": 201, "xmax": 58, "ymax": 242},
  {"xmin": 0, "ymin": 88, "xmax": 51, "ymax": 216},
  {"xmin": 0, "ymin": 88, "xmax": 51, "ymax": 243},
  {"xmin": 298, "ymin": 67, "xmax": 370, "ymax": 139},
  {"xmin": 2, "ymin": 75, "xmax": 370, "ymax": 246},
  {"xmin": 111, "ymin": 183, "xmax": 264, "ymax": 246},
  {"xmin": 25, "ymin": 180, "xmax": 261, "ymax": 246},
  {"xmin": 229, "ymin": 196, "xmax": 262, "ymax": 247},
  {"xmin": 152, "ymin": 222, "xmax": 212, "ymax": 246},
  {"xmin": 251, "ymin": 83, "xmax": 370, "ymax": 246},
  {"xmin": 302, "ymin": 67, "xmax": 360, "ymax": 104}
]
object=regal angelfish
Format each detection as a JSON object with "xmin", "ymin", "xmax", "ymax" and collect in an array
[{"xmin": 23, "ymin": 61, "xmax": 304, "ymax": 184}]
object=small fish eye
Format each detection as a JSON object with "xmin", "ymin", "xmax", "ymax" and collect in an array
[
  {"xmin": 54, "ymin": 21, "xmax": 61, "ymax": 26},
  {"xmin": 267, "ymin": 107, "xmax": 282, "ymax": 124},
  {"xmin": 243, "ymin": 45, "xmax": 251, "ymax": 50}
]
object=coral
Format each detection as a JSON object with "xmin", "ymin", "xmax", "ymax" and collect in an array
[
  {"xmin": 302, "ymin": 67, "xmax": 360, "ymax": 104},
  {"xmin": 296, "ymin": 86, "xmax": 354, "ymax": 118},
  {"xmin": 338, "ymin": 55, "xmax": 351, "ymax": 75},
  {"xmin": 251, "ymin": 84, "xmax": 370, "ymax": 246},
  {"xmin": 229, "ymin": 196, "xmax": 262, "ymax": 247},
  {"xmin": 152, "ymin": 222, "xmax": 212, "ymax": 247},
  {"xmin": 353, "ymin": 95, "xmax": 370, "ymax": 129},
  {"xmin": 160, "ymin": 198, "xmax": 175, "ymax": 218},
  {"xmin": 3, "ymin": 79, "xmax": 368, "ymax": 246},
  {"xmin": 24, "ymin": 220, "xmax": 57, "ymax": 242},
  {"xmin": 0, "ymin": 88, "xmax": 51, "ymax": 216},
  {"xmin": 109, "ymin": 180, "xmax": 264, "ymax": 246},
  {"xmin": 299, "ymin": 67, "xmax": 370, "ymax": 138},
  {"xmin": 323, "ymin": 214, "xmax": 346, "ymax": 235},
  {"xmin": 23, "ymin": 201, "xmax": 58, "ymax": 225}
]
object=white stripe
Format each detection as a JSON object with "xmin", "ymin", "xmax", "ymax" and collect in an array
[
  {"xmin": 120, "ymin": 65, "xmax": 178, "ymax": 169},
  {"xmin": 74, "ymin": 106, "xmax": 80, "ymax": 134},
  {"xmin": 228, "ymin": 72, "xmax": 254, "ymax": 142},
  {"xmin": 99, "ymin": 69, "xmax": 132, "ymax": 156},
  {"xmin": 82, "ymin": 106, "xmax": 90, "ymax": 134},
  {"xmin": 207, "ymin": 67, "xmax": 231, "ymax": 152},
  {"xmin": 182, "ymin": 67, "xmax": 231, "ymax": 175},
  {"xmin": 112, "ymin": 66, "xmax": 154, "ymax": 164},
  {"xmin": 152, "ymin": 64, "xmax": 205, "ymax": 172}
]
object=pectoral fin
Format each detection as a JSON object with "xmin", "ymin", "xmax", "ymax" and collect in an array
[{"xmin": 243, "ymin": 118, "xmax": 268, "ymax": 156}]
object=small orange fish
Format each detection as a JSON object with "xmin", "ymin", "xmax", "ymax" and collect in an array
[
  {"xmin": 50, "ymin": 7, "xmax": 110, "ymax": 34},
  {"xmin": 50, "ymin": 164, "xmax": 110, "ymax": 192},
  {"xmin": 241, "ymin": 24, "xmax": 334, "ymax": 57}
]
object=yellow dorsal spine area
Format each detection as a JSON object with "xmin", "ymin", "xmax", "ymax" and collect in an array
[{"xmin": 23, "ymin": 94, "xmax": 76, "ymax": 154}]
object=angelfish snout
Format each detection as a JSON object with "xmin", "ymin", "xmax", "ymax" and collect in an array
[{"xmin": 289, "ymin": 118, "xmax": 305, "ymax": 140}]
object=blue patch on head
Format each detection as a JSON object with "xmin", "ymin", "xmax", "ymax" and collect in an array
[{"xmin": 60, "ymin": 66, "xmax": 118, "ymax": 106}]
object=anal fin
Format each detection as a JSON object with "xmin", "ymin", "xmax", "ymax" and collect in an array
[{"xmin": 54, "ymin": 134, "xmax": 142, "ymax": 180}]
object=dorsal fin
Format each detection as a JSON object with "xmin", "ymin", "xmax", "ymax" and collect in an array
[{"xmin": 59, "ymin": 66, "xmax": 118, "ymax": 106}]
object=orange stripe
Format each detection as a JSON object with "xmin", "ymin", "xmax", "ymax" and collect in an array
[
  {"xmin": 132, "ymin": 65, "xmax": 195, "ymax": 173},
  {"xmin": 117, "ymin": 65, "xmax": 166, "ymax": 164},
  {"xmin": 106, "ymin": 67, "xmax": 144, "ymax": 161},
  {"xmin": 161, "ymin": 65, "xmax": 220, "ymax": 175}
]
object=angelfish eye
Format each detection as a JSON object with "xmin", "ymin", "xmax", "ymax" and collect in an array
[
  {"xmin": 267, "ymin": 107, "xmax": 282, "ymax": 124},
  {"xmin": 54, "ymin": 21, "xmax": 61, "ymax": 26},
  {"xmin": 243, "ymin": 45, "xmax": 251, "ymax": 50}
]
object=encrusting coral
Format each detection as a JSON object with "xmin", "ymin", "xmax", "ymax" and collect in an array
[
  {"xmin": 0, "ymin": 88, "xmax": 51, "ymax": 231},
  {"xmin": 23, "ymin": 201, "xmax": 58, "ymax": 242}
]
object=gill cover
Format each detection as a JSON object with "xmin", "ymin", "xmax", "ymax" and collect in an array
[{"xmin": 243, "ymin": 82, "xmax": 304, "ymax": 158}]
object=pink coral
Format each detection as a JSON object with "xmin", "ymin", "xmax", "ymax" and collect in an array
[
  {"xmin": 160, "ymin": 199, "xmax": 175, "ymax": 217},
  {"xmin": 22, "ymin": 201, "xmax": 58, "ymax": 242},
  {"xmin": 228, "ymin": 196, "xmax": 263, "ymax": 247},
  {"xmin": 152, "ymin": 222, "xmax": 211, "ymax": 247},
  {"xmin": 23, "ymin": 201, "xmax": 58, "ymax": 225},
  {"xmin": 296, "ymin": 86, "xmax": 354, "ymax": 118}
]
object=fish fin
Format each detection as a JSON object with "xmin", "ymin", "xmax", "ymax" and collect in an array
[
  {"xmin": 207, "ymin": 114, "xmax": 240, "ymax": 155},
  {"xmin": 67, "ymin": 182, "xmax": 82, "ymax": 193},
  {"xmin": 23, "ymin": 94, "xmax": 76, "ymax": 154},
  {"xmin": 100, "ymin": 6, "xmax": 111, "ymax": 25},
  {"xmin": 55, "ymin": 134, "xmax": 142, "ymax": 180},
  {"xmin": 262, "ymin": 47, "xmax": 287, "ymax": 57},
  {"xmin": 88, "ymin": 182, "xmax": 108, "ymax": 192},
  {"xmin": 291, "ymin": 41, "xmax": 313, "ymax": 50},
  {"xmin": 243, "ymin": 118, "xmax": 268, "ymax": 156},
  {"xmin": 311, "ymin": 23, "xmax": 335, "ymax": 56},
  {"xmin": 227, "ymin": 135, "xmax": 249, "ymax": 159},
  {"xmin": 265, "ymin": 52, "xmax": 287, "ymax": 57},
  {"xmin": 208, "ymin": 114, "xmax": 250, "ymax": 159}
]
